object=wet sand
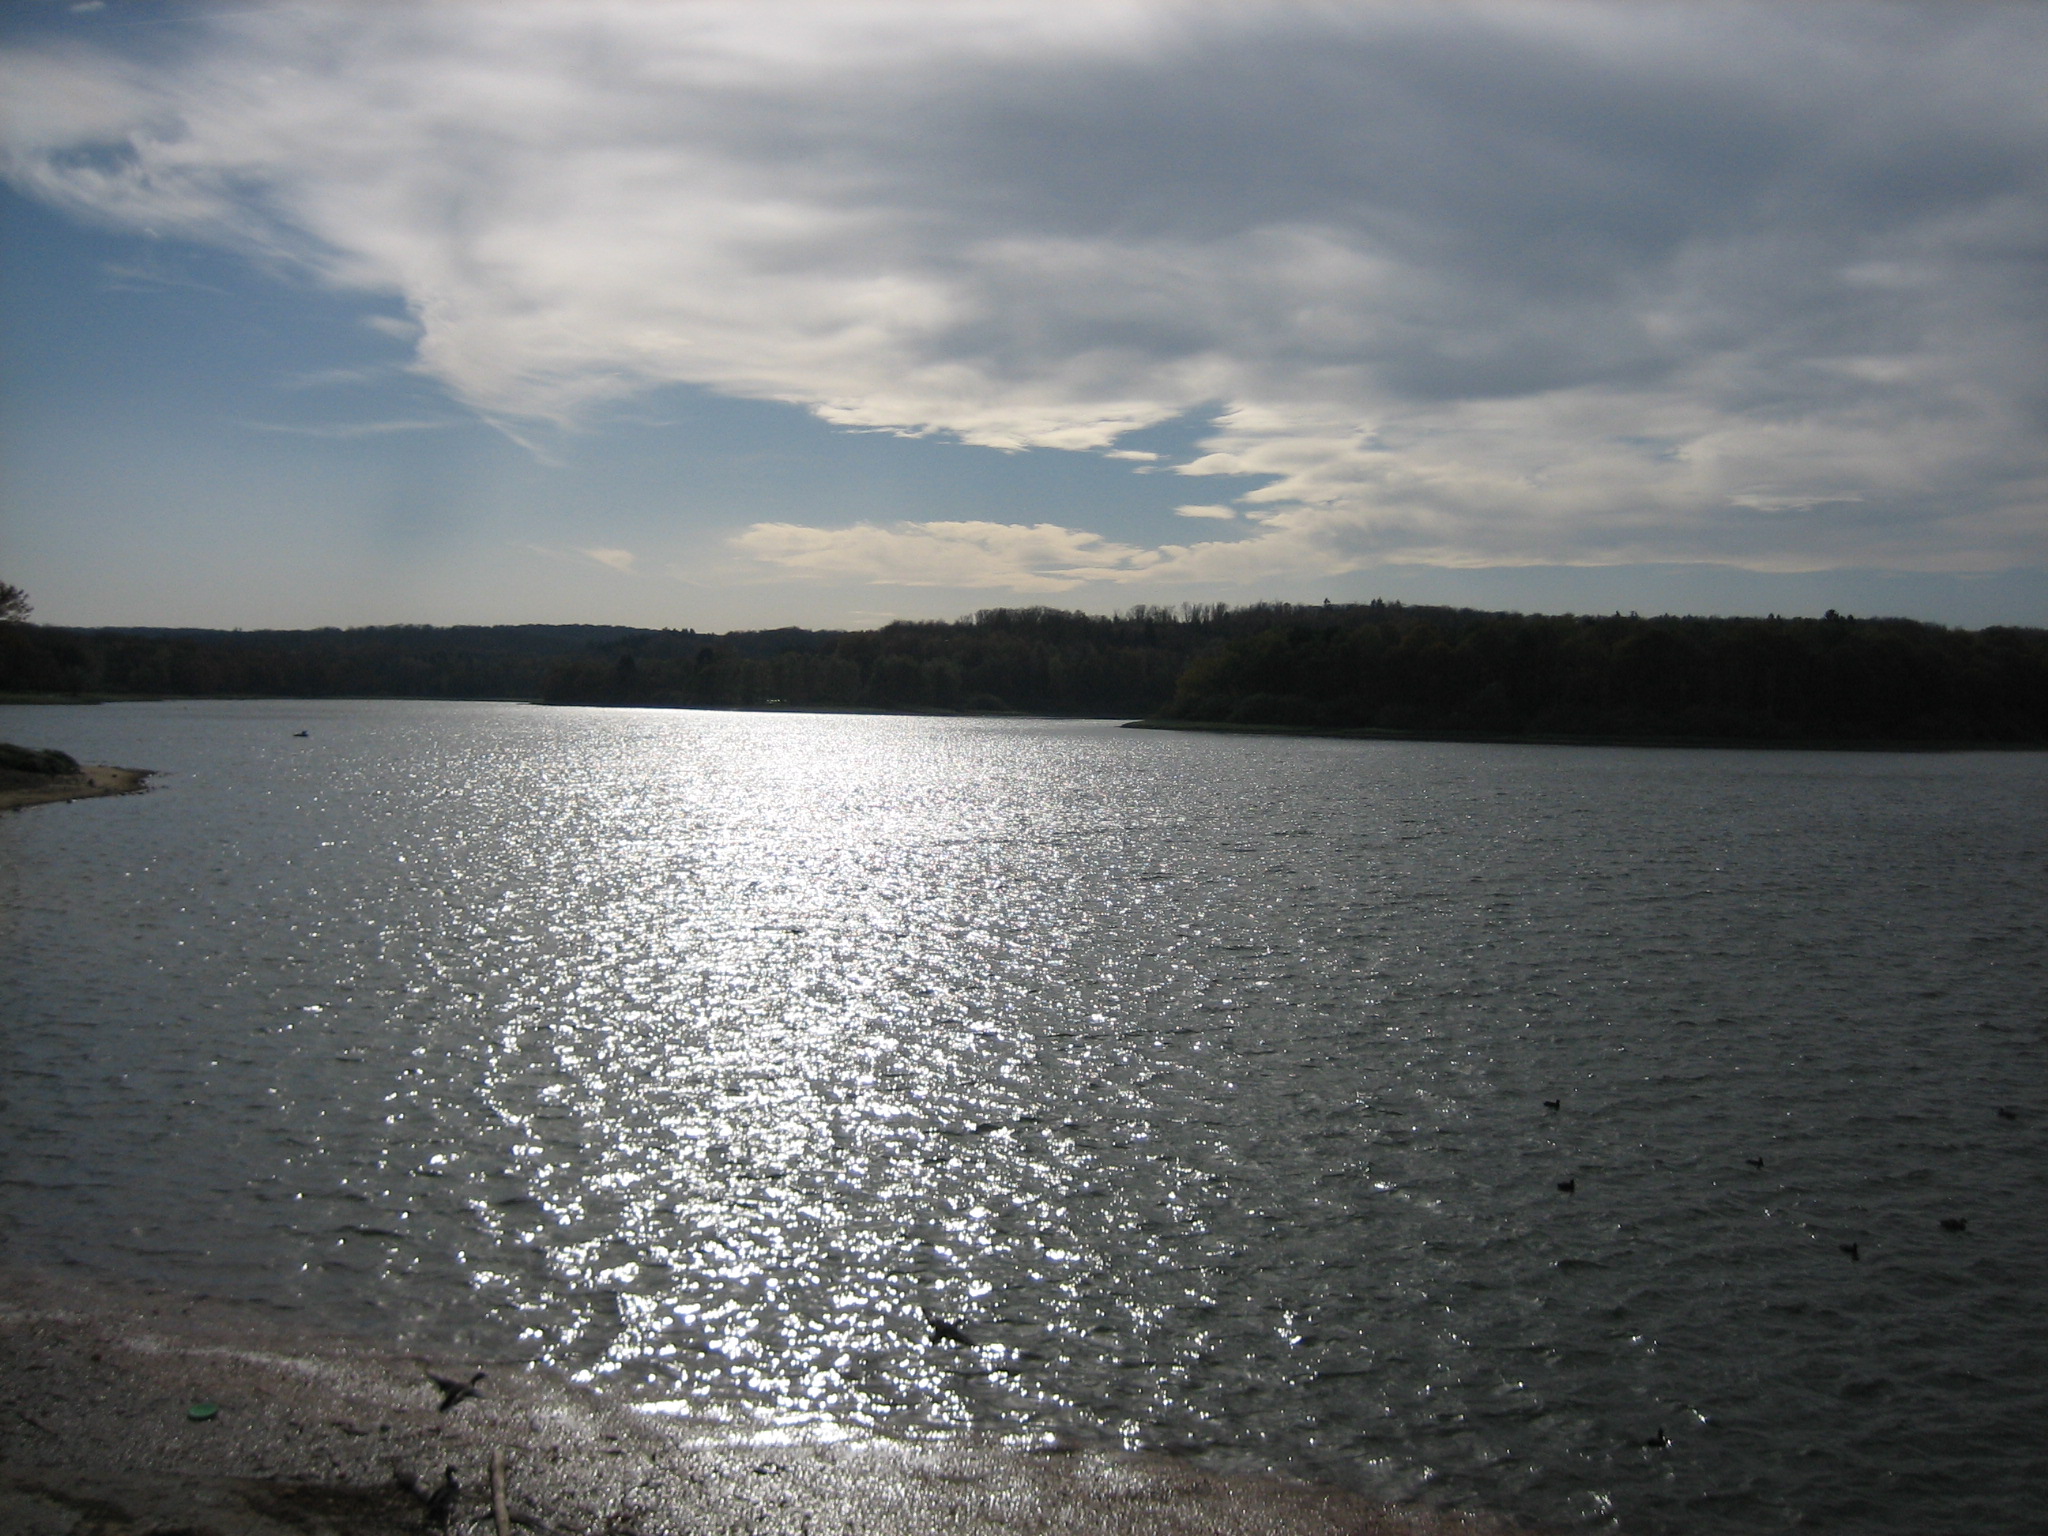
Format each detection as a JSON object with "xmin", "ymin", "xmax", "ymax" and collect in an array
[
  {"xmin": 0, "ymin": 1269, "xmax": 1523, "ymax": 1536},
  {"xmin": 0, "ymin": 764, "xmax": 152, "ymax": 813}
]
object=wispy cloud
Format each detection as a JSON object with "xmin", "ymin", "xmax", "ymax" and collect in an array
[
  {"xmin": 4, "ymin": 1, "xmax": 2045, "ymax": 581},
  {"xmin": 1729, "ymin": 492, "xmax": 1866, "ymax": 515},
  {"xmin": 732, "ymin": 520, "xmax": 1169, "ymax": 593},
  {"xmin": 237, "ymin": 417, "xmax": 461, "ymax": 439},
  {"xmin": 275, "ymin": 364, "xmax": 406, "ymax": 392},
  {"xmin": 581, "ymin": 546, "xmax": 639, "ymax": 574},
  {"xmin": 98, "ymin": 259, "xmax": 231, "ymax": 297}
]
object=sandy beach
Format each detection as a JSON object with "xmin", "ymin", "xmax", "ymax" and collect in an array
[
  {"xmin": 0, "ymin": 763, "xmax": 152, "ymax": 814},
  {"xmin": 0, "ymin": 1269, "xmax": 1524, "ymax": 1536}
]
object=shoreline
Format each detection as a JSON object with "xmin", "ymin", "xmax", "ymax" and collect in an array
[
  {"xmin": 1124, "ymin": 716, "xmax": 2048, "ymax": 752},
  {"xmin": 0, "ymin": 1267, "xmax": 1524, "ymax": 1536},
  {"xmin": 0, "ymin": 763, "xmax": 153, "ymax": 813},
  {"xmin": 11, "ymin": 691, "xmax": 2039, "ymax": 750}
]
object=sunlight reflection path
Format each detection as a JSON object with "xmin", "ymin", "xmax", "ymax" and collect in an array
[{"xmin": 451, "ymin": 714, "xmax": 1199, "ymax": 1441}]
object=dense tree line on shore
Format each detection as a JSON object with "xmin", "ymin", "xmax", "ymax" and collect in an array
[
  {"xmin": 0, "ymin": 621, "xmax": 644, "ymax": 701},
  {"xmin": 4, "ymin": 593, "xmax": 2045, "ymax": 744},
  {"xmin": 1159, "ymin": 603, "xmax": 2048, "ymax": 744},
  {"xmin": 0, "ymin": 603, "xmax": 1335, "ymax": 717},
  {"xmin": 535, "ymin": 604, "xmax": 1307, "ymax": 715}
]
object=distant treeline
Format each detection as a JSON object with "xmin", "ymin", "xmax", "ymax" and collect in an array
[
  {"xmin": 0, "ymin": 605, "xmax": 1308, "ymax": 716},
  {"xmin": 1158, "ymin": 604, "xmax": 2048, "ymax": 744},
  {"xmin": 535, "ymin": 604, "xmax": 1307, "ymax": 716},
  {"xmin": 0, "ymin": 604, "xmax": 1334, "ymax": 717},
  {"xmin": 0, "ymin": 622, "xmax": 644, "ymax": 702},
  {"xmin": 4, "ymin": 602, "xmax": 2046, "ymax": 744}
]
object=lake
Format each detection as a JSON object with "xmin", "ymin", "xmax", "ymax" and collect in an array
[{"xmin": 2, "ymin": 699, "xmax": 2043, "ymax": 1533}]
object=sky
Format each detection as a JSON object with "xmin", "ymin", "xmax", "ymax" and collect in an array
[{"xmin": 2, "ymin": 0, "xmax": 2045, "ymax": 633}]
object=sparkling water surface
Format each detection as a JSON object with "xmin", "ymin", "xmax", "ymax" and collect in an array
[{"xmin": 3, "ymin": 700, "xmax": 2044, "ymax": 1533}]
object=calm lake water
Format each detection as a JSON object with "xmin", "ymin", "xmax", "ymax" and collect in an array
[{"xmin": 3, "ymin": 700, "xmax": 2044, "ymax": 1533}]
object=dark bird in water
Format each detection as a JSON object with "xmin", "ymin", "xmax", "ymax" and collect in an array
[
  {"xmin": 424, "ymin": 1466, "xmax": 460, "ymax": 1529},
  {"xmin": 1640, "ymin": 1427, "xmax": 1669, "ymax": 1450},
  {"xmin": 1940, "ymin": 1217, "xmax": 1968, "ymax": 1232},
  {"xmin": 1543, "ymin": 1100, "xmax": 1561, "ymax": 1112},
  {"xmin": 924, "ymin": 1310, "xmax": 976, "ymax": 1347},
  {"xmin": 426, "ymin": 1368, "xmax": 484, "ymax": 1412},
  {"xmin": 1556, "ymin": 1178, "xmax": 1576, "ymax": 1194},
  {"xmin": 1997, "ymin": 1107, "xmax": 2018, "ymax": 1120},
  {"xmin": 293, "ymin": 730, "xmax": 309, "ymax": 738},
  {"xmin": 1840, "ymin": 1242, "xmax": 1860, "ymax": 1262},
  {"xmin": 1746, "ymin": 1158, "xmax": 1765, "ymax": 1170}
]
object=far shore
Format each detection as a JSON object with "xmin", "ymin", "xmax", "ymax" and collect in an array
[
  {"xmin": 0, "ymin": 762, "xmax": 152, "ymax": 813},
  {"xmin": 1124, "ymin": 716, "xmax": 2048, "ymax": 753},
  {"xmin": 9, "ymin": 690, "xmax": 2042, "ymax": 750}
]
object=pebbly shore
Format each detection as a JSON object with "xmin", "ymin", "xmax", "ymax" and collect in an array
[
  {"xmin": 0, "ymin": 763, "xmax": 152, "ymax": 813},
  {"xmin": 0, "ymin": 1268, "xmax": 1525, "ymax": 1536}
]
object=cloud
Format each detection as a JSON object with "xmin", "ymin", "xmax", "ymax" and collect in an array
[
  {"xmin": 3, "ymin": 0, "xmax": 2045, "ymax": 579},
  {"xmin": 362, "ymin": 315, "xmax": 422, "ymax": 342},
  {"xmin": 1174, "ymin": 504, "xmax": 1237, "ymax": 520},
  {"xmin": 277, "ymin": 364, "xmax": 411, "ymax": 391},
  {"xmin": 581, "ymin": 547, "xmax": 639, "ymax": 574},
  {"xmin": 731, "ymin": 520, "xmax": 1168, "ymax": 592},
  {"xmin": 97, "ymin": 258, "xmax": 232, "ymax": 297},
  {"xmin": 238, "ymin": 417, "xmax": 462, "ymax": 439},
  {"xmin": 1728, "ymin": 492, "xmax": 1866, "ymax": 515}
]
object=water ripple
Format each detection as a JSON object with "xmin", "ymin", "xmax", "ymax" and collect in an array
[{"xmin": 2, "ymin": 700, "xmax": 2044, "ymax": 1534}]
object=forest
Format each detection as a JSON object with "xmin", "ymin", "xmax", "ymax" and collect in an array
[
  {"xmin": 0, "ymin": 603, "xmax": 1324, "ymax": 718},
  {"xmin": 4, "ymin": 599, "xmax": 2046, "ymax": 745},
  {"xmin": 1156, "ymin": 604, "xmax": 2048, "ymax": 744}
]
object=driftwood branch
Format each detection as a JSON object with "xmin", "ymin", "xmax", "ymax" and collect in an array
[{"xmin": 491, "ymin": 1447, "xmax": 511, "ymax": 1536}]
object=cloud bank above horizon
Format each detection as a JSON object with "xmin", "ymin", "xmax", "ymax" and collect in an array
[{"xmin": 4, "ymin": 0, "xmax": 2045, "ymax": 597}]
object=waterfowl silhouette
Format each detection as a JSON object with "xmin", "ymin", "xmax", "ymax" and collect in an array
[
  {"xmin": 924, "ymin": 1310, "xmax": 976, "ymax": 1347},
  {"xmin": 426, "ymin": 1368, "xmax": 484, "ymax": 1412},
  {"xmin": 1640, "ymin": 1427, "xmax": 1669, "ymax": 1449},
  {"xmin": 424, "ymin": 1467, "xmax": 460, "ymax": 1529},
  {"xmin": 1543, "ymin": 1100, "xmax": 1561, "ymax": 1112},
  {"xmin": 1839, "ymin": 1242, "xmax": 1860, "ymax": 1261},
  {"xmin": 292, "ymin": 730, "xmax": 309, "ymax": 738},
  {"xmin": 1556, "ymin": 1178, "xmax": 1576, "ymax": 1194},
  {"xmin": 1997, "ymin": 1107, "xmax": 2018, "ymax": 1120},
  {"xmin": 1746, "ymin": 1157, "xmax": 1765, "ymax": 1170},
  {"xmin": 1940, "ymin": 1217, "xmax": 1967, "ymax": 1232}
]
